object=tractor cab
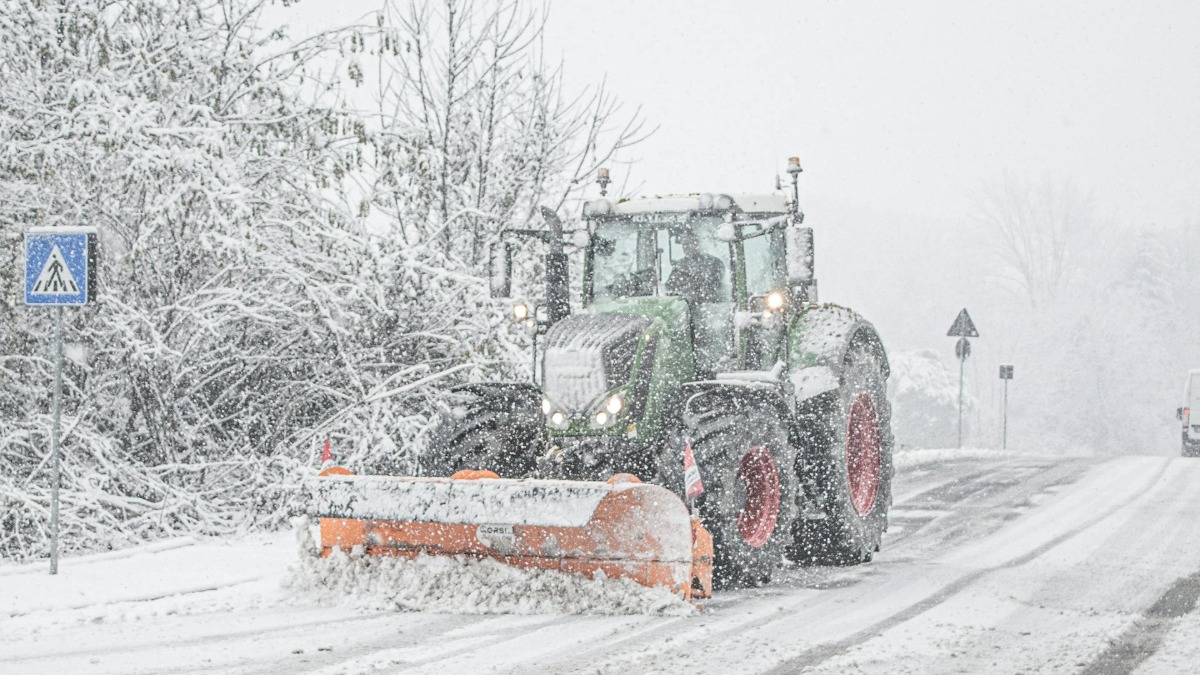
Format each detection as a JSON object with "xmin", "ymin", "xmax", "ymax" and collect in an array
[{"xmin": 580, "ymin": 193, "xmax": 802, "ymax": 377}]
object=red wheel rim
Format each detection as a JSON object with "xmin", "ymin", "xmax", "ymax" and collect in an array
[
  {"xmin": 847, "ymin": 392, "xmax": 881, "ymax": 516},
  {"xmin": 736, "ymin": 446, "xmax": 781, "ymax": 548}
]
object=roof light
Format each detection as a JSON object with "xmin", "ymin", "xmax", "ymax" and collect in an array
[{"xmin": 596, "ymin": 167, "xmax": 611, "ymax": 196}]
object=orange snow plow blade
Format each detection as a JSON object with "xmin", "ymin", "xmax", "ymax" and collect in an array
[{"xmin": 305, "ymin": 469, "xmax": 712, "ymax": 601}]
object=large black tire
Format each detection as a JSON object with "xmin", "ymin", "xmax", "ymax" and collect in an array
[
  {"xmin": 791, "ymin": 341, "xmax": 894, "ymax": 566},
  {"xmin": 683, "ymin": 397, "xmax": 798, "ymax": 588},
  {"xmin": 423, "ymin": 384, "xmax": 545, "ymax": 478}
]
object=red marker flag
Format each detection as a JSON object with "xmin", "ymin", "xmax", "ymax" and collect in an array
[
  {"xmin": 684, "ymin": 440, "xmax": 704, "ymax": 499},
  {"xmin": 320, "ymin": 435, "xmax": 333, "ymax": 465}
]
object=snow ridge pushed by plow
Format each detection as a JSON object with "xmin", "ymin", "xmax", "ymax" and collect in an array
[{"xmin": 286, "ymin": 518, "xmax": 692, "ymax": 617}]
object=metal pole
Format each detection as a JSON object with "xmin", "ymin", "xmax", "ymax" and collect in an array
[
  {"xmin": 1002, "ymin": 378, "xmax": 1009, "ymax": 450},
  {"xmin": 531, "ymin": 331, "xmax": 538, "ymax": 385},
  {"xmin": 50, "ymin": 305, "xmax": 63, "ymax": 575},
  {"xmin": 957, "ymin": 352, "xmax": 964, "ymax": 449}
]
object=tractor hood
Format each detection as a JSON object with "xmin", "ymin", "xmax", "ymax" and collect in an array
[
  {"xmin": 542, "ymin": 313, "xmax": 651, "ymax": 414},
  {"xmin": 542, "ymin": 297, "xmax": 690, "ymax": 419}
]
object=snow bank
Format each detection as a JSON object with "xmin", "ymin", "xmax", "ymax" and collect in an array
[{"xmin": 286, "ymin": 518, "xmax": 692, "ymax": 617}]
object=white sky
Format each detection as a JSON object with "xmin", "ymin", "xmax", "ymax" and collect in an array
[
  {"xmin": 281, "ymin": 0, "xmax": 1200, "ymax": 354},
  {"xmin": 541, "ymin": 1, "xmax": 1200, "ymax": 226}
]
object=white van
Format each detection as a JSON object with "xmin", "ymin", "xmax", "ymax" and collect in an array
[{"xmin": 1180, "ymin": 369, "xmax": 1200, "ymax": 457}]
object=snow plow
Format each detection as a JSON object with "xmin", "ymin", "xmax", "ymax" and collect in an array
[
  {"xmin": 308, "ymin": 157, "xmax": 893, "ymax": 598},
  {"xmin": 305, "ymin": 468, "xmax": 713, "ymax": 600}
]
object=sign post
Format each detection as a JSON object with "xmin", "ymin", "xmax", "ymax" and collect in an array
[
  {"xmin": 999, "ymin": 364, "xmax": 1014, "ymax": 449},
  {"xmin": 24, "ymin": 227, "xmax": 98, "ymax": 575},
  {"xmin": 947, "ymin": 309, "xmax": 979, "ymax": 449}
]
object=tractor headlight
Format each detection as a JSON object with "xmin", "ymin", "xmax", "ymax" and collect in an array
[
  {"xmin": 605, "ymin": 394, "xmax": 624, "ymax": 415},
  {"xmin": 512, "ymin": 302, "xmax": 530, "ymax": 321},
  {"xmin": 542, "ymin": 395, "xmax": 570, "ymax": 429},
  {"xmin": 766, "ymin": 290, "xmax": 786, "ymax": 312},
  {"xmin": 590, "ymin": 393, "xmax": 625, "ymax": 428}
]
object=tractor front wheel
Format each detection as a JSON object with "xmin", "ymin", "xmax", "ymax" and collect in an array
[{"xmin": 685, "ymin": 401, "xmax": 798, "ymax": 588}]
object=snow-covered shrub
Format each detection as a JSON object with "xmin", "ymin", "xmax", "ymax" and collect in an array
[{"xmin": 888, "ymin": 349, "xmax": 971, "ymax": 449}]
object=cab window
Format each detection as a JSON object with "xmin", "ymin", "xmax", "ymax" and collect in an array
[{"xmin": 742, "ymin": 230, "xmax": 785, "ymax": 295}]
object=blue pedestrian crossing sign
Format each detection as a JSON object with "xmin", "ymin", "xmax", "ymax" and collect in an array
[{"xmin": 24, "ymin": 227, "xmax": 98, "ymax": 306}]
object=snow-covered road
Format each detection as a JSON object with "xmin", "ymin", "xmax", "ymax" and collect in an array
[{"xmin": 4, "ymin": 451, "xmax": 1200, "ymax": 674}]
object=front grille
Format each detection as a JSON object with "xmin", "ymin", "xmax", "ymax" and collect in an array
[{"xmin": 543, "ymin": 314, "xmax": 650, "ymax": 413}]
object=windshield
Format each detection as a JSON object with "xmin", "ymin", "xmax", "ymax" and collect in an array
[{"xmin": 591, "ymin": 215, "xmax": 732, "ymax": 302}]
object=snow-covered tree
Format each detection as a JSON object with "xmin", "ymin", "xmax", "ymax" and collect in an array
[
  {"xmin": 888, "ymin": 349, "xmax": 969, "ymax": 449},
  {"xmin": 0, "ymin": 0, "xmax": 373, "ymax": 559},
  {"xmin": 350, "ymin": 0, "xmax": 647, "ymax": 263},
  {"xmin": 0, "ymin": 0, "xmax": 645, "ymax": 562},
  {"xmin": 973, "ymin": 174, "xmax": 1104, "ymax": 311},
  {"xmin": 969, "ymin": 174, "xmax": 1200, "ymax": 455}
]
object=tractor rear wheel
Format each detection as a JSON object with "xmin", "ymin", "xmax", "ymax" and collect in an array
[
  {"xmin": 791, "ymin": 341, "xmax": 894, "ymax": 566},
  {"xmin": 685, "ymin": 400, "xmax": 797, "ymax": 588}
]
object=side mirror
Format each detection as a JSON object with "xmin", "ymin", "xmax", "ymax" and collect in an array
[
  {"xmin": 489, "ymin": 240, "xmax": 512, "ymax": 298},
  {"xmin": 785, "ymin": 226, "xmax": 814, "ymax": 283}
]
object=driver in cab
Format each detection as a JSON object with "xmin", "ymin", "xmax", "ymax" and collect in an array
[{"xmin": 666, "ymin": 229, "xmax": 724, "ymax": 303}]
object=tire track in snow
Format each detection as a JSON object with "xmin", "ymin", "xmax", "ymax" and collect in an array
[
  {"xmin": 1076, "ymin": 571, "xmax": 1200, "ymax": 675},
  {"xmin": 205, "ymin": 614, "xmax": 568, "ymax": 675},
  {"xmin": 0, "ymin": 611, "xmax": 391, "ymax": 667},
  {"xmin": 0, "ymin": 537, "xmax": 197, "ymax": 577},
  {"xmin": 297, "ymin": 616, "xmax": 659, "ymax": 675},
  {"xmin": 4, "ymin": 573, "xmax": 267, "ymax": 618},
  {"xmin": 882, "ymin": 457, "xmax": 1092, "ymax": 558},
  {"xmin": 762, "ymin": 457, "xmax": 1175, "ymax": 675}
]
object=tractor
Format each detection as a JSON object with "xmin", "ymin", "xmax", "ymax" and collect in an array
[{"xmin": 425, "ymin": 159, "xmax": 894, "ymax": 587}]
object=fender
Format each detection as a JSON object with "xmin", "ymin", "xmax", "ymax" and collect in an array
[
  {"xmin": 677, "ymin": 379, "xmax": 792, "ymax": 431},
  {"xmin": 789, "ymin": 304, "xmax": 889, "ymax": 404},
  {"xmin": 655, "ymin": 379, "xmax": 793, "ymax": 494}
]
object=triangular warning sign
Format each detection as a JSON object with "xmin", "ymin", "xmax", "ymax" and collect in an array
[
  {"xmin": 947, "ymin": 308, "xmax": 979, "ymax": 338},
  {"xmin": 30, "ymin": 245, "xmax": 80, "ymax": 295}
]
